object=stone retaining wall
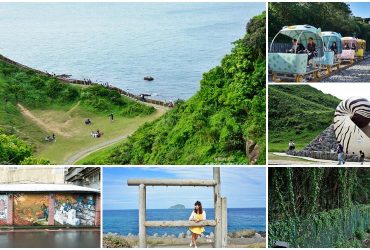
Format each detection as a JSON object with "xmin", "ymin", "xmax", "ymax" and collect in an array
[{"xmin": 286, "ymin": 124, "xmax": 363, "ymax": 162}]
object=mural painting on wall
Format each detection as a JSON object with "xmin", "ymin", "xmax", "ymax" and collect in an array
[
  {"xmin": 13, "ymin": 193, "xmax": 49, "ymax": 226},
  {"xmin": 0, "ymin": 194, "xmax": 8, "ymax": 225},
  {"xmin": 54, "ymin": 194, "xmax": 96, "ymax": 226}
]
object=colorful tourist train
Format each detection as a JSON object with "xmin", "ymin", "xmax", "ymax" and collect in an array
[{"xmin": 269, "ymin": 24, "xmax": 367, "ymax": 82}]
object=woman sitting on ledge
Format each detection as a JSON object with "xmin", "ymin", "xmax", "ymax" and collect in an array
[{"xmin": 189, "ymin": 201, "xmax": 206, "ymax": 248}]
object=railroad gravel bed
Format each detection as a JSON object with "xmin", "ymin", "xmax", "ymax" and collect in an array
[{"xmin": 324, "ymin": 58, "xmax": 370, "ymax": 82}]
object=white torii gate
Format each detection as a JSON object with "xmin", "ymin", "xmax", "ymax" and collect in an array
[{"xmin": 127, "ymin": 167, "xmax": 227, "ymax": 248}]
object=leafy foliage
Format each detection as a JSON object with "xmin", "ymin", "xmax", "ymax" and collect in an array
[
  {"xmin": 88, "ymin": 12, "xmax": 266, "ymax": 165},
  {"xmin": 0, "ymin": 132, "xmax": 32, "ymax": 164},
  {"xmin": 269, "ymin": 2, "xmax": 370, "ymax": 49},
  {"xmin": 0, "ymin": 58, "xmax": 154, "ymax": 163},
  {"xmin": 268, "ymin": 85, "xmax": 340, "ymax": 152},
  {"xmin": 103, "ymin": 234, "xmax": 132, "ymax": 248},
  {"xmin": 269, "ymin": 167, "xmax": 370, "ymax": 247}
]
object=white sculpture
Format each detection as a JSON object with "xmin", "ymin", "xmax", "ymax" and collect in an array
[{"xmin": 334, "ymin": 97, "xmax": 370, "ymax": 157}]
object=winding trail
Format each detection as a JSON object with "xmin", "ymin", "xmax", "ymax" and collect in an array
[
  {"xmin": 64, "ymin": 133, "xmax": 131, "ymax": 165},
  {"xmin": 64, "ymin": 102, "xmax": 168, "ymax": 164}
]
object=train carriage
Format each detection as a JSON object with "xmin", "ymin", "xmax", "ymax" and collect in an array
[
  {"xmin": 269, "ymin": 25, "xmax": 324, "ymax": 82},
  {"xmin": 313, "ymin": 31, "xmax": 342, "ymax": 73},
  {"xmin": 340, "ymin": 37, "xmax": 357, "ymax": 63},
  {"xmin": 356, "ymin": 39, "xmax": 366, "ymax": 58}
]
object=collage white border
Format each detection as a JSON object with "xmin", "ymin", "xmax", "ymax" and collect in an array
[{"xmin": 1, "ymin": 1, "xmax": 369, "ymax": 249}]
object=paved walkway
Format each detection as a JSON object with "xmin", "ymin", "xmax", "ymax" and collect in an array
[
  {"xmin": 270, "ymin": 152, "xmax": 370, "ymax": 165},
  {"xmin": 324, "ymin": 57, "xmax": 370, "ymax": 82}
]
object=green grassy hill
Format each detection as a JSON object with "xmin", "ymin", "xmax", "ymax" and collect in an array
[
  {"xmin": 80, "ymin": 12, "xmax": 267, "ymax": 165},
  {"xmin": 0, "ymin": 59, "xmax": 155, "ymax": 164},
  {"xmin": 268, "ymin": 85, "xmax": 340, "ymax": 152}
]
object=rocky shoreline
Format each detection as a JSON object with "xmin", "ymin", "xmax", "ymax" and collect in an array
[
  {"xmin": 0, "ymin": 53, "xmax": 172, "ymax": 108},
  {"xmin": 103, "ymin": 229, "xmax": 266, "ymax": 248}
]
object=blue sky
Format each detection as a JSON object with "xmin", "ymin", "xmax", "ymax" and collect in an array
[
  {"xmin": 348, "ymin": 3, "xmax": 370, "ymax": 18},
  {"xmin": 103, "ymin": 167, "xmax": 266, "ymax": 210}
]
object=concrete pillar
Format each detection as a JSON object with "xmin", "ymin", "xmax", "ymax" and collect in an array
[
  {"xmin": 213, "ymin": 167, "xmax": 222, "ymax": 248},
  {"xmin": 7, "ymin": 193, "xmax": 13, "ymax": 225},
  {"xmin": 95, "ymin": 195, "xmax": 101, "ymax": 226},
  {"xmin": 221, "ymin": 197, "xmax": 228, "ymax": 248},
  {"xmin": 48, "ymin": 193, "xmax": 55, "ymax": 226},
  {"xmin": 139, "ymin": 184, "xmax": 147, "ymax": 248}
]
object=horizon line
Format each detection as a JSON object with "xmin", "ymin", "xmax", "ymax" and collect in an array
[{"xmin": 103, "ymin": 207, "xmax": 266, "ymax": 211}]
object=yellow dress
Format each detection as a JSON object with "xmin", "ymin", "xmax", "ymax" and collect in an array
[{"xmin": 189, "ymin": 213, "xmax": 205, "ymax": 235}]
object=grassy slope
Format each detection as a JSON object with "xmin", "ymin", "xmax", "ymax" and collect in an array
[
  {"xmin": 31, "ymin": 104, "xmax": 163, "ymax": 164},
  {"xmin": 80, "ymin": 13, "xmax": 267, "ymax": 165},
  {"xmin": 268, "ymin": 85, "xmax": 340, "ymax": 152},
  {"xmin": 0, "ymin": 59, "xmax": 156, "ymax": 164}
]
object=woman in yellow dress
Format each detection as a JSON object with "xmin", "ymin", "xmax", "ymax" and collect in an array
[{"xmin": 189, "ymin": 201, "xmax": 206, "ymax": 248}]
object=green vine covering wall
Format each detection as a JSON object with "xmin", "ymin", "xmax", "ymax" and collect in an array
[{"xmin": 269, "ymin": 168, "xmax": 370, "ymax": 248}]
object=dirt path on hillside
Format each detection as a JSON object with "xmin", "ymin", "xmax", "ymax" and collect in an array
[
  {"xmin": 65, "ymin": 105, "xmax": 167, "ymax": 164},
  {"xmin": 17, "ymin": 103, "xmax": 79, "ymax": 137},
  {"xmin": 17, "ymin": 103, "xmax": 64, "ymax": 136},
  {"xmin": 17, "ymin": 101, "xmax": 168, "ymax": 164}
]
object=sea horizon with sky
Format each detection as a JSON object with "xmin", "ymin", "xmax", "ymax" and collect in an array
[
  {"xmin": 103, "ymin": 167, "xmax": 266, "ymax": 236},
  {"xmin": 0, "ymin": 2, "xmax": 264, "ymax": 101},
  {"xmin": 103, "ymin": 208, "xmax": 266, "ymax": 236}
]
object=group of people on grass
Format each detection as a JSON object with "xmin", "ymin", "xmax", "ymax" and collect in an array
[
  {"xmin": 86, "ymin": 114, "xmax": 114, "ymax": 138},
  {"xmin": 45, "ymin": 133, "xmax": 56, "ymax": 142},
  {"xmin": 91, "ymin": 129, "xmax": 102, "ymax": 138},
  {"xmin": 45, "ymin": 115, "xmax": 114, "ymax": 142}
]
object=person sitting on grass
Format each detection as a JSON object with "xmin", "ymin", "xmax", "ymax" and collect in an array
[
  {"xmin": 288, "ymin": 140, "xmax": 295, "ymax": 151},
  {"xmin": 189, "ymin": 201, "xmax": 206, "ymax": 248},
  {"xmin": 85, "ymin": 118, "xmax": 92, "ymax": 125},
  {"xmin": 91, "ymin": 130, "xmax": 102, "ymax": 138}
]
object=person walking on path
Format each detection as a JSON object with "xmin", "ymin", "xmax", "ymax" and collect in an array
[
  {"xmin": 109, "ymin": 113, "xmax": 114, "ymax": 122},
  {"xmin": 337, "ymin": 141, "xmax": 345, "ymax": 165},
  {"xmin": 360, "ymin": 150, "xmax": 365, "ymax": 165}
]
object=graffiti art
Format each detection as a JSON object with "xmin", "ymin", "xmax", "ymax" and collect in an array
[
  {"xmin": 0, "ymin": 194, "xmax": 8, "ymax": 225},
  {"xmin": 54, "ymin": 194, "xmax": 96, "ymax": 226}
]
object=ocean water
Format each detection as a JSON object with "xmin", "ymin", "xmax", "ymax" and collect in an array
[
  {"xmin": 0, "ymin": 3, "xmax": 264, "ymax": 101},
  {"xmin": 103, "ymin": 208, "xmax": 266, "ymax": 236}
]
